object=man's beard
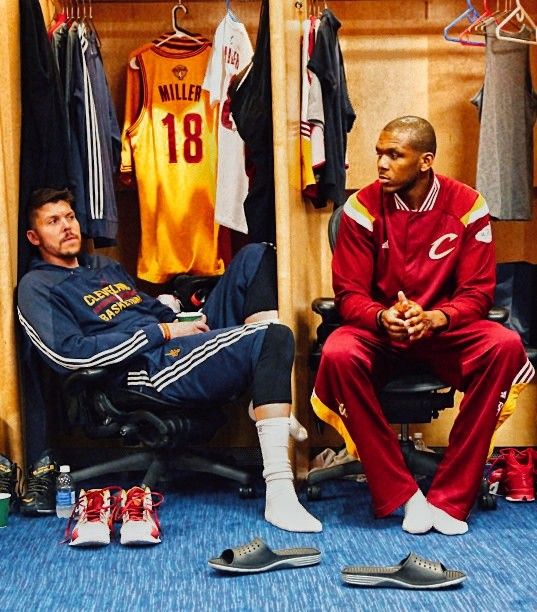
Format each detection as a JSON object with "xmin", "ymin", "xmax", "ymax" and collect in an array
[{"xmin": 58, "ymin": 241, "xmax": 82, "ymax": 258}]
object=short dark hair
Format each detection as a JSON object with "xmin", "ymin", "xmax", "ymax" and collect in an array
[
  {"xmin": 28, "ymin": 187, "xmax": 74, "ymax": 228},
  {"xmin": 382, "ymin": 116, "xmax": 437, "ymax": 155}
]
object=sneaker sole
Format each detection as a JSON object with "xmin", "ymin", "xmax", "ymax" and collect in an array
[
  {"xmin": 69, "ymin": 539, "xmax": 110, "ymax": 547},
  {"xmin": 120, "ymin": 536, "xmax": 161, "ymax": 546},
  {"xmin": 505, "ymin": 494, "xmax": 535, "ymax": 502},
  {"xmin": 342, "ymin": 574, "xmax": 466, "ymax": 589},
  {"xmin": 208, "ymin": 554, "xmax": 321, "ymax": 573},
  {"xmin": 20, "ymin": 508, "xmax": 56, "ymax": 516}
]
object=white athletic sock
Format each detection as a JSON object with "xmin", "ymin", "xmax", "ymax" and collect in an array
[
  {"xmin": 402, "ymin": 489, "xmax": 433, "ymax": 534},
  {"xmin": 429, "ymin": 502, "xmax": 468, "ymax": 535},
  {"xmin": 256, "ymin": 417, "xmax": 322, "ymax": 532},
  {"xmin": 248, "ymin": 402, "xmax": 308, "ymax": 442}
]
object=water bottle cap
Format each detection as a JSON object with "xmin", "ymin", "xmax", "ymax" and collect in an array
[
  {"xmin": 59, "ymin": 465, "xmax": 71, "ymax": 473},
  {"xmin": 414, "ymin": 432, "xmax": 423, "ymax": 439}
]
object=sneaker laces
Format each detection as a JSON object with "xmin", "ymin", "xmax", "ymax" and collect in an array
[
  {"xmin": 24, "ymin": 468, "xmax": 55, "ymax": 499},
  {"xmin": 114, "ymin": 487, "xmax": 164, "ymax": 526},
  {"xmin": 63, "ymin": 486, "xmax": 122, "ymax": 544}
]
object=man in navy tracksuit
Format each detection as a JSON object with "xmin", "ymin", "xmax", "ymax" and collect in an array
[{"xmin": 16, "ymin": 187, "xmax": 321, "ymax": 533}]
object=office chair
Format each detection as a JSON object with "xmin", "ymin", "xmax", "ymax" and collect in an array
[
  {"xmin": 62, "ymin": 366, "xmax": 255, "ymax": 496},
  {"xmin": 60, "ymin": 275, "xmax": 255, "ymax": 497},
  {"xmin": 307, "ymin": 205, "xmax": 507, "ymax": 509}
]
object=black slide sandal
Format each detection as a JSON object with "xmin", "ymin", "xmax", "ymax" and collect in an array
[
  {"xmin": 208, "ymin": 537, "xmax": 321, "ymax": 574},
  {"xmin": 342, "ymin": 552, "xmax": 466, "ymax": 589}
]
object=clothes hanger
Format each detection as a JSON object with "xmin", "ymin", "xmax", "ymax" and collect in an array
[
  {"xmin": 496, "ymin": 0, "xmax": 537, "ymax": 45},
  {"xmin": 128, "ymin": 2, "xmax": 204, "ymax": 69},
  {"xmin": 473, "ymin": 1, "xmax": 515, "ymax": 34},
  {"xmin": 458, "ymin": 0, "xmax": 498, "ymax": 46},
  {"xmin": 64, "ymin": 0, "xmax": 75, "ymax": 26},
  {"xmin": 156, "ymin": 2, "xmax": 204, "ymax": 47},
  {"xmin": 443, "ymin": 0, "xmax": 483, "ymax": 46},
  {"xmin": 459, "ymin": 0, "xmax": 517, "ymax": 44},
  {"xmin": 225, "ymin": 0, "xmax": 240, "ymax": 23},
  {"xmin": 83, "ymin": 0, "xmax": 102, "ymax": 49}
]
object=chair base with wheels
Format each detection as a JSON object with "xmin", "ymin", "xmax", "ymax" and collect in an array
[
  {"xmin": 62, "ymin": 367, "xmax": 256, "ymax": 497},
  {"xmin": 305, "ymin": 366, "xmax": 453, "ymax": 501}
]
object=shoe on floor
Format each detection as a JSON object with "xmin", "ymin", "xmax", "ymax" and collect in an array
[
  {"xmin": 67, "ymin": 488, "xmax": 117, "ymax": 547},
  {"xmin": 20, "ymin": 451, "xmax": 58, "ymax": 516},
  {"xmin": 504, "ymin": 448, "xmax": 535, "ymax": 502},
  {"xmin": 342, "ymin": 552, "xmax": 466, "ymax": 589},
  {"xmin": 489, "ymin": 448, "xmax": 535, "ymax": 502},
  {"xmin": 487, "ymin": 448, "xmax": 535, "ymax": 500},
  {"xmin": 208, "ymin": 537, "xmax": 321, "ymax": 573},
  {"xmin": 116, "ymin": 486, "xmax": 163, "ymax": 545},
  {"xmin": 0, "ymin": 454, "xmax": 20, "ymax": 509}
]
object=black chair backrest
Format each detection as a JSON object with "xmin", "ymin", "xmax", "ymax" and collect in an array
[{"xmin": 328, "ymin": 205, "xmax": 344, "ymax": 252}]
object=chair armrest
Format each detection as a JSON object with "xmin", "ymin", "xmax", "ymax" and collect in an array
[
  {"xmin": 312, "ymin": 297, "xmax": 340, "ymax": 324},
  {"xmin": 487, "ymin": 306, "xmax": 508, "ymax": 324},
  {"xmin": 62, "ymin": 367, "xmax": 110, "ymax": 395}
]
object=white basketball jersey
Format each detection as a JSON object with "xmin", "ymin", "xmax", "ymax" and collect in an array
[{"xmin": 202, "ymin": 14, "xmax": 253, "ymax": 234}]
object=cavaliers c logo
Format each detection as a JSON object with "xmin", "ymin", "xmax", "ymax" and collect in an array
[
  {"xmin": 429, "ymin": 233, "xmax": 458, "ymax": 260},
  {"xmin": 172, "ymin": 65, "xmax": 188, "ymax": 80}
]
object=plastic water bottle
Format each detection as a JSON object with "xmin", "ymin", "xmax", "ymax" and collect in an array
[
  {"xmin": 56, "ymin": 465, "xmax": 75, "ymax": 518},
  {"xmin": 414, "ymin": 432, "xmax": 434, "ymax": 453}
]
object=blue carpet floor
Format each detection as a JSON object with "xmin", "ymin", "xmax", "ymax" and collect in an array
[{"xmin": 0, "ymin": 475, "xmax": 535, "ymax": 611}]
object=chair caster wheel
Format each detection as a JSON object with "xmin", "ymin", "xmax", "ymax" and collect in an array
[
  {"xmin": 478, "ymin": 493, "xmax": 497, "ymax": 510},
  {"xmin": 307, "ymin": 485, "xmax": 322, "ymax": 501},
  {"xmin": 239, "ymin": 485, "xmax": 255, "ymax": 499}
]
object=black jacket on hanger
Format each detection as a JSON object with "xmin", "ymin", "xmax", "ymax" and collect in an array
[
  {"xmin": 308, "ymin": 9, "xmax": 356, "ymax": 207},
  {"xmin": 229, "ymin": 0, "xmax": 276, "ymax": 244},
  {"xmin": 19, "ymin": 0, "xmax": 70, "ymax": 278}
]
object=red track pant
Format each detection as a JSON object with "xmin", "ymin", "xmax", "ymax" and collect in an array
[{"xmin": 312, "ymin": 320, "xmax": 533, "ymax": 520}]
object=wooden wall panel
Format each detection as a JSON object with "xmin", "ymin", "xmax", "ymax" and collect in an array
[
  {"xmin": 0, "ymin": 0, "xmax": 23, "ymax": 466},
  {"xmin": 343, "ymin": 33, "xmax": 430, "ymax": 189}
]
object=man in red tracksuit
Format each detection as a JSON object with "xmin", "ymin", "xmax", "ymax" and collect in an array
[{"xmin": 312, "ymin": 116, "xmax": 534, "ymax": 535}]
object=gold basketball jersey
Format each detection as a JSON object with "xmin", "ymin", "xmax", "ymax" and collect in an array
[{"xmin": 121, "ymin": 43, "xmax": 223, "ymax": 283}]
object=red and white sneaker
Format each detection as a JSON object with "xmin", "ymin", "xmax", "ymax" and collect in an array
[
  {"xmin": 489, "ymin": 448, "xmax": 535, "ymax": 502},
  {"xmin": 66, "ymin": 488, "xmax": 118, "ymax": 547},
  {"xmin": 115, "ymin": 486, "xmax": 163, "ymax": 546}
]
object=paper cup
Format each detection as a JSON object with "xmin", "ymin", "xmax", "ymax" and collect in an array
[
  {"xmin": 176, "ymin": 312, "xmax": 203, "ymax": 322},
  {"xmin": 0, "ymin": 493, "xmax": 11, "ymax": 528}
]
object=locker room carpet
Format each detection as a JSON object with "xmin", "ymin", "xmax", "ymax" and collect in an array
[{"xmin": 0, "ymin": 476, "xmax": 535, "ymax": 611}]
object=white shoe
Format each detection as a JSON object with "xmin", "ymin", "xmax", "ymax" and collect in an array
[
  {"xmin": 117, "ymin": 486, "xmax": 163, "ymax": 545},
  {"xmin": 67, "ymin": 488, "xmax": 114, "ymax": 547}
]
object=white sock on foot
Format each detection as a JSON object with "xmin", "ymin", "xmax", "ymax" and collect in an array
[
  {"xmin": 249, "ymin": 402, "xmax": 308, "ymax": 442},
  {"xmin": 429, "ymin": 503, "xmax": 468, "ymax": 535},
  {"xmin": 256, "ymin": 417, "xmax": 321, "ymax": 533},
  {"xmin": 402, "ymin": 489, "xmax": 433, "ymax": 534}
]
